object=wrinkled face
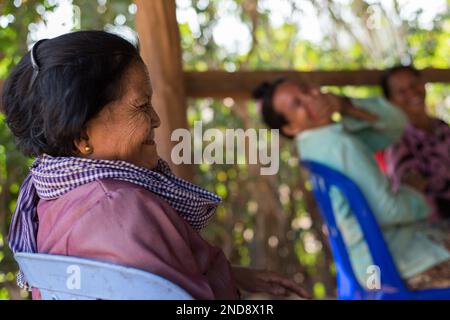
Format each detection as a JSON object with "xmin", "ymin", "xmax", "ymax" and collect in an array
[
  {"xmin": 75, "ymin": 61, "xmax": 161, "ymax": 170},
  {"xmin": 387, "ymin": 70, "xmax": 426, "ymax": 118},
  {"xmin": 272, "ymin": 81, "xmax": 331, "ymax": 137}
]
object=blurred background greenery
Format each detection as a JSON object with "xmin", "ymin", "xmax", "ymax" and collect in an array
[{"xmin": 0, "ymin": 0, "xmax": 449, "ymax": 299}]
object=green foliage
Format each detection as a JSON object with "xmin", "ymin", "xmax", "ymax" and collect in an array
[{"xmin": 1, "ymin": 0, "xmax": 449, "ymax": 299}]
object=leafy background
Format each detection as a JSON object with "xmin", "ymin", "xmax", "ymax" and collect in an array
[{"xmin": 0, "ymin": 0, "xmax": 449, "ymax": 299}]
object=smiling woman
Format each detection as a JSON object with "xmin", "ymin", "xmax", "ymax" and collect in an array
[
  {"xmin": 2, "ymin": 30, "xmax": 238, "ymax": 299},
  {"xmin": 1, "ymin": 30, "xmax": 310, "ymax": 300}
]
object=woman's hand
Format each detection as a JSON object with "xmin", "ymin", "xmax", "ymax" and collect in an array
[
  {"xmin": 313, "ymin": 92, "xmax": 378, "ymax": 123},
  {"xmin": 231, "ymin": 266, "xmax": 311, "ymax": 299},
  {"xmin": 300, "ymin": 89, "xmax": 342, "ymax": 122},
  {"xmin": 402, "ymin": 171, "xmax": 428, "ymax": 193},
  {"xmin": 301, "ymin": 90, "xmax": 377, "ymax": 124},
  {"xmin": 338, "ymin": 95, "xmax": 379, "ymax": 122}
]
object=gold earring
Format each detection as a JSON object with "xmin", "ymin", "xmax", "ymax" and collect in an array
[{"xmin": 84, "ymin": 146, "xmax": 93, "ymax": 154}]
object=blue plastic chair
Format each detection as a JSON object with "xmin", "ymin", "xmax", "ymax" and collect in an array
[
  {"xmin": 15, "ymin": 252, "xmax": 193, "ymax": 300},
  {"xmin": 301, "ymin": 160, "xmax": 450, "ymax": 300}
]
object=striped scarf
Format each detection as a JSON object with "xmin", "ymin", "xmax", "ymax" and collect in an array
[{"xmin": 8, "ymin": 154, "xmax": 221, "ymax": 288}]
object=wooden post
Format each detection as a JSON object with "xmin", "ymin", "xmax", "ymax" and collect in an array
[{"xmin": 134, "ymin": 0, "xmax": 193, "ymax": 181}]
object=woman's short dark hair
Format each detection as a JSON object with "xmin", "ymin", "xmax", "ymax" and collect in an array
[
  {"xmin": 252, "ymin": 78, "xmax": 294, "ymax": 139},
  {"xmin": 2, "ymin": 30, "xmax": 142, "ymax": 157},
  {"xmin": 380, "ymin": 65, "xmax": 421, "ymax": 99}
]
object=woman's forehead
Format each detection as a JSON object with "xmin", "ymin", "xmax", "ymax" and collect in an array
[
  {"xmin": 123, "ymin": 64, "xmax": 152, "ymax": 99},
  {"xmin": 275, "ymin": 82, "xmax": 308, "ymax": 100},
  {"xmin": 273, "ymin": 84, "xmax": 297, "ymax": 112}
]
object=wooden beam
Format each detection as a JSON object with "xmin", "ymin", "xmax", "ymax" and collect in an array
[
  {"xmin": 134, "ymin": 0, "xmax": 193, "ymax": 181},
  {"xmin": 2, "ymin": 68, "xmax": 450, "ymax": 102},
  {"xmin": 2, "ymin": 66, "xmax": 450, "ymax": 112},
  {"xmin": 184, "ymin": 68, "xmax": 450, "ymax": 98}
]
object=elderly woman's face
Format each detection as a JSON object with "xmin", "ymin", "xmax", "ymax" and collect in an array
[{"xmin": 75, "ymin": 61, "xmax": 161, "ymax": 169}]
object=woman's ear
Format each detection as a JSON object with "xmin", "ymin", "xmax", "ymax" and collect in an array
[{"xmin": 73, "ymin": 128, "xmax": 93, "ymax": 155}]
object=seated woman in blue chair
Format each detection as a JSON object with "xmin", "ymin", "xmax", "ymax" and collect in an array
[
  {"xmin": 253, "ymin": 79, "xmax": 450, "ymax": 291},
  {"xmin": 2, "ymin": 31, "xmax": 309, "ymax": 300}
]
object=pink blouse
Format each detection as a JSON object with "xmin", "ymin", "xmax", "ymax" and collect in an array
[
  {"xmin": 385, "ymin": 120, "xmax": 450, "ymax": 219},
  {"xmin": 33, "ymin": 179, "xmax": 239, "ymax": 299}
]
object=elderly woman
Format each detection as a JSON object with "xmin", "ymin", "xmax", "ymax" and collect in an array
[{"xmin": 2, "ymin": 31, "xmax": 308, "ymax": 300}]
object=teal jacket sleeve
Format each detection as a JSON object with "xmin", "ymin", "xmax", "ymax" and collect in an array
[
  {"xmin": 341, "ymin": 97, "xmax": 408, "ymax": 152},
  {"xmin": 328, "ymin": 133, "xmax": 431, "ymax": 227}
]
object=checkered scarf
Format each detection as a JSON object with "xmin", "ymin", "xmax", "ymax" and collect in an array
[{"xmin": 8, "ymin": 154, "xmax": 221, "ymax": 289}]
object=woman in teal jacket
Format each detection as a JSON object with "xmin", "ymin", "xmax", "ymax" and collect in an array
[{"xmin": 253, "ymin": 79, "xmax": 450, "ymax": 290}]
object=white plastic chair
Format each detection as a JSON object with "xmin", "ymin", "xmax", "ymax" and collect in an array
[{"xmin": 15, "ymin": 252, "xmax": 193, "ymax": 300}]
